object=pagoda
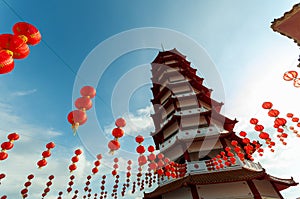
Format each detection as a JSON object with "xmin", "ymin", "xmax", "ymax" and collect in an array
[{"xmin": 144, "ymin": 49, "xmax": 297, "ymax": 199}]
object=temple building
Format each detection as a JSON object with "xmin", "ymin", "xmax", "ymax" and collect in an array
[{"xmin": 144, "ymin": 49, "xmax": 297, "ymax": 199}]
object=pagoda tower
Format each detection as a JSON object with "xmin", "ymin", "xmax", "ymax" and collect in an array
[{"xmin": 144, "ymin": 49, "xmax": 297, "ymax": 199}]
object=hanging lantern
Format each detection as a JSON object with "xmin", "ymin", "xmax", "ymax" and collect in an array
[
  {"xmin": 36, "ymin": 142, "xmax": 55, "ymax": 169},
  {"xmin": 135, "ymin": 135, "xmax": 144, "ymax": 143},
  {"xmin": 0, "ymin": 50, "xmax": 14, "ymax": 74},
  {"xmin": 259, "ymin": 132, "xmax": 269, "ymax": 140},
  {"xmin": 268, "ymin": 109, "xmax": 280, "ymax": 117},
  {"xmin": 239, "ymin": 131, "xmax": 247, "ymax": 137},
  {"xmin": 80, "ymin": 86, "xmax": 96, "ymax": 99},
  {"xmin": 262, "ymin": 102, "xmax": 273, "ymax": 109},
  {"xmin": 69, "ymin": 149, "xmax": 82, "ymax": 172},
  {"xmin": 12, "ymin": 22, "xmax": 41, "ymax": 45},
  {"xmin": 108, "ymin": 140, "xmax": 120, "ymax": 154},
  {"xmin": 250, "ymin": 118, "xmax": 259, "ymax": 125},
  {"xmin": 75, "ymin": 96, "xmax": 92, "ymax": 111},
  {"xmin": 274, "ymin": 118, "xmax": 287, "ymax": 127},
  {"xmin": 294, "ymin": 78, "xmax": 300, "ymax": 88},
  {"xmin": 67, "ymin": 110, "xmax": 87, "ymax": 135},
  {"xmin": 254, "ymin": 124, "xmax": 264, "ymax": 132},
  {"xmin": 0, "ymin": 34, "xmax": 30, "ymax": 59},
  {"xmin": 115, "ymin": 118, "xmax": 126, "ymax": 128},
  {"xmin": 283, "ymin": 71, "xmax": 298, "ymax": 81},
  {"xmin": 112, "ymin": 128, "xmax": 124, "ymax": 139}
]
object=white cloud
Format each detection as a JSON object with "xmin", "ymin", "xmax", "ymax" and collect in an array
[
  {"xmin": 10, "ymin": 89, "xmax": 37, "ymax": 97},
  {"xmin": 104, "ymin": 104, "xmax": 154, "ymax": 138}
]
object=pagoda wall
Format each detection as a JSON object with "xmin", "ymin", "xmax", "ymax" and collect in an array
[
  {"xmin": 253, "ymin": 180, "xmax": 282, "ymax": 198},
  {"xmin": 162, "ymin": 187, "xmax": 193, "ymax": 199},
  {"xmin": 196, "ymin": 181, "xmax": 253, "ymax": 199}
]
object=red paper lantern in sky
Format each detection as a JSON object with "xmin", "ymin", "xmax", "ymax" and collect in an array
[
  {"xmin": 112, "ymin": 128, "xmax": 124, "ymax": 139},
  {"xmin": 67, "ymin": 110, "xmax": 87, "ymax": 134},
  {"xmin": 0, "ymin": 50, "xmax": 14, "ymax": 74},
  {"xmin": 75, "ymin": 96, "xmax": 92, "ymax": 111},
  {"xmin": 135, "ymin": 135, "xmax": 144, "ymax": 143},
  {"xmin": 268, "ymin": 109, "xmax": 280, "ymax": 117},
  {"xmin": 12, "ymin": 22, "xmax": 41, "ymax": 45},
  {"xmin": 283, "ymin": 70, "xmax": 298, "ymax": 81},
  {"xmin": 115, "ymin": 118, "xmax": 126, "ymax": 128},
  {"xmin": 262, "ymin": 102, "xmax": 273, "ymax": 109},
  {"xmin": 80, "ymin": 86, "xmax": 96, "ymax": 99}
]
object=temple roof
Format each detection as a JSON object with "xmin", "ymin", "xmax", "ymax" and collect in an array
[
  {"xmin": 144, "ymin": 168, "xmax": 266, "ymax": 198},
  {"xmin": 144, "ymin": 168, "xmax": 298, "ymax": 198},
  {"xmin": 271, "ymin": 3, "xmax": 300, "ymax": 45},
  {"xmin": 266, "ymin": 174, "xmax": 298, "ymax": 191}
]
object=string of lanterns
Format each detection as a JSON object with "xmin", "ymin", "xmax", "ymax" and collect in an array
[{"xmin": 67, "ymin": 86, "xmax": 96, "ymax": 135}]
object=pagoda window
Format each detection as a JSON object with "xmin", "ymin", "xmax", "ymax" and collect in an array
[
  {"xmin": 164, "ymin": 60, "xmax": 178, "ymax": 65},
  {"xmin": 162, "ymin": 54, "xmax": 173, "ymax": 58}
]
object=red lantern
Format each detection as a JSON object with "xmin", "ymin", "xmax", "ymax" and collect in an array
[
  {"xmin": 254, "ymin": 125, "xmax": 264, "ymax": 132},
  {"xmin": 293, "ymin": 78, "xmax": 300, "ymax": 88},
  {"xmin": 69, "ymin": 164, "xmax": 77, "ymax": 172},
  {"xmin": 75, "ymin": 97, "xmax": 92, "ymax": 111},
  {"xmin": 37, "ymin": 159, "xmax": 47, "ymax": 168},
  {"xmin": 242, "ymin": 138, "xmax": 250, "ymax": 144},
  {"xmin": 80, "ymin": 86, "xmax": 96, "ymax": 99},
  {"xmin": 250, "ymin": 118, "xmax": 259, "ymax": 125},
  {"xmin": 108, "ymin": 140, "xmax": 120, "ymax": 153},
  {"xmin": 1, "ymin": 142, "xmax": 13, "ymax": 150},
  {"xmin": 136, "ymin": 145, "xmax": 146, "ymax": 154},
  {"xmin": 262, "ymin": 102, "xmax": 273, "ymax": 109},
  {"xmin": 0, "ymin": 50, "xmax": 14, "ymax": 74},
  {"xmin": 9, "ymin": 35, "xmax": 30, "ymax": 59},
  {"xmin": 274, "ymin": 118, "xmax": 287, "ymax": 126},
  {"xmin": 12, "ymin": 22, "xmax": 41, "ymax": 45},
  {"xmin": 138, "ymin": 155, "xmax": 147, "ymax": 166},
  {"xmin": 283, "ymin": 71, "xmax": 298, "ymax": 81},
  {"xmin": 7, "ymin": 132, "xmax": 19, "ymax": 141},
  {"xmin": 67, "ymin": 110, "xmax": 87, "ymax": 134},
  {"xmin": 239, "ymin": 131, "xmax": 247, "ymax": 137},
  {"xmin": 287, "ymin": 113, "xmax": 294, "ymax": 118},
  {"xmin": 135, "ymin": 135, "xmax": 144, "ymax": 143},
  {"xmin": 268, "ymin": 109, "xmax": 280, "ymax": 117},
  {"xmin": 112, "ymin": 128, "xmax": 124, "ymax": 139},
  {"xmin": 115, "ymin": 118, "xmax": 126, "ymax": 128},
  {"xmin": 259, "ymin": 132, "xmax": 269, "ymax": 140},
  {"xmin": 0, "ymin": 152, "xmax": 8, "ymax": 160}
]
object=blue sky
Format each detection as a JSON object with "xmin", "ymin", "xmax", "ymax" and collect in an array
[{"xmin": 1, "ymin": 0, "xmax": 300, "ymax": 198}]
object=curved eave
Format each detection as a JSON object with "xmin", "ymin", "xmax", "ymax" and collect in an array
[
  {"xmin": 266, "ymin": 175, "xmax": 298, "ymax": 191},
  {"xmin": 144, "ymin": 168, "xmax": 266, "ymax": 198},
  {"xmin": 271, "ymin": 3, "xmax": 300, "ymax": 46}
]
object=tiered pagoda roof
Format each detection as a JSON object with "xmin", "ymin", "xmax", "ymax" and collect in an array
[
  {"xmin": 271, "ymin": 3, "xmax": 300, "ymax": 45},
  {"xmin": 144, "ymin": 168, "xmax": 297, "ymax": 198}
]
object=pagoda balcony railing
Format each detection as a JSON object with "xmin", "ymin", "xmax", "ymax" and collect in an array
[{"xmin": 158, "ymin": 158, "xmax": 263, "ymax": 186}]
